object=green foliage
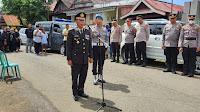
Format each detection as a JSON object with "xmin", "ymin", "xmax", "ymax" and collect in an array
[{"xmin": 1, "ymin": 0, "xmax": 54, "ymax": 25}]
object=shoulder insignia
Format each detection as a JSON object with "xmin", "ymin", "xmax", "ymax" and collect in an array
[
  {"xmin": 194, "ymin": 27, "xmax": 197, "ymax": 29},
  {"xmin": 199, "ymin": 27, "xmax": 200, "ymax": 32},
  {"xmin": 119, "ymin": 27, "xmax": 122, "ymax": 31},
  {"xmin": 176, "ymin": 25, "xmax": 179, "ymax": 28},
  {"xmin": 146, "ymin": 24, "xmax": 149, "ymax": 28}
]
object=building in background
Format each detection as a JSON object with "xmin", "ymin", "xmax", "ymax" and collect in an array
[
  {"xmin": 51, "ymin": 0, "xmax": 184, "ymax": 25},
  {"xmin": 182, "ymin": 0, "xmax": 200, "ymax": 24},
  {"xmin": 120, "ymin": 0, "xmax": 184, "ymax": 20},
  {"xmin": 0, "ymin": 10, "xmax": 23, "ymax": 29},
  {"xmin": 64, "ymin": 0, "xmax": 137, "ymax": 25},
  {"xmin": 50, "ymin": 0, "xmax": 73, "ymax": 20}
]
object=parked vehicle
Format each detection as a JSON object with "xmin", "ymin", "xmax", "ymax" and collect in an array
[
  {"xmin": 35, "ymin": 19, "xmax": 77, "ymax": 54},
  {"xmin": 120, "ymin": 19, "xmax": 200, "ymax": 72},
  {"xmin": 19, "ymin": 28, "xmax": 27, "ymax": 45}
]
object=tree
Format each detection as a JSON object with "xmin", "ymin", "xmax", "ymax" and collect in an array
[{"xmin": 1, "ymin": 0, "xmax": 54, "ymax": 25}]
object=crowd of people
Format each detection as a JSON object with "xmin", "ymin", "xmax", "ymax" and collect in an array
[
  {"xmin": 0, "ymin": 28, "xmax": 20, "ymax": 52},
  {"xmin": 0, "ymin": 23, "xmax": 48, "ymax": 55},
  {"xmin": 26, "ymin": 24, "xmax": 48, "ymax": 55}
]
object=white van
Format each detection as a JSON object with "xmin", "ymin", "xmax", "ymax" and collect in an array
[{"xmin": 120, "ymin": 19, "xmax": 200, "ymax": 72}]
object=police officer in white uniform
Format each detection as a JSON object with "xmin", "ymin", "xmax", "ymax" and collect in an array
[
  {"xmin": 162, "ymin": 13, "xmax": 182, "ymax": 74},
  {"xmin": 122, "ymin": 18, "xmax": 136, "ymax": 65},
  {"xmin": 135, "ymin": 15, "xmax": 150, "ymax": 67},
  {"xmin": 178, "ymin": 14, "xmax": 200, "ymax": 77},
  {"xmin": 92, "ymin": 14, "xmax": 108, "ymax": 85},
  {"xmin": 110, "ymin": 19, "xmax": 122, "ymax": 63}
]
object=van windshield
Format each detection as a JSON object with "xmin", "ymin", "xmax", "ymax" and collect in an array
[{"xmin": 61, "ymin": 24, "xmax": 77, "ymax": 30}]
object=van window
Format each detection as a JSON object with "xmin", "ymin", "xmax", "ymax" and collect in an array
[
  {"xmin": 149, "ymin": 24, "xmax": 156, "ymax": 34},
  {"xmin": 156, "ymin": 24, "xmax": 165, "ymax": 35},
  {"xmin": 53, "ymin": 24, "xmax": 61, "ymax": 33},
  {"xmin": 42, "ymin": 25, "xmax": 50, "ymax": 31}
]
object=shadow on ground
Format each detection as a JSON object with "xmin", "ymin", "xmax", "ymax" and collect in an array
[
  {"xmin": 97, "ymin": 82, "xmax": 130, "ymax": 93},
  {"xmin": 79, "ymin": 96, "xmax": 122, "ymax": 112}
]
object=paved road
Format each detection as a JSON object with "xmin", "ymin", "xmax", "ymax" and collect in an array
[{"xmin": 5, "ymin": 46, "xmax": 200, "ymax": 112}]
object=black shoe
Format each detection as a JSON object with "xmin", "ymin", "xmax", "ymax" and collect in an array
[
  {"xmin": 135, "ymin": 61, "xmax": 141, "ymax": 65},
  {"xmin": 122, "ymin": 61, "xmax": 128, "ymax": 64},
  {"xmin": 171, "ymin": 71, "xmax": 177, "ymax": 74},
  {"xmin": 171, "ymin": 69, "xmax": 176, "ymax": 74},
  {"xmin": 26, "ymin": 52, "xmax": 28, "ymax": 53},
  {"xmin": 180, "ymin": 72, "xmax": 188, "ymax": 76},
  {"xmin": 141, "ymin": 63, "xmax": 146, "ymax": 67},
  {"xmin": 163, "ymin": 69, "xmax": 171, "ymax": 72},
  {"xmin": 188, "ymin": 73, "xmax": 194, "ymax": 77},
  {"xmin": 98, "ymin": 79, "xmax": 106, "ymax": 83},
  {"xmin": 111, "ymin": 60, "xmax": 116, "ymax": 62},
  {"xmin": 74, "ymin": 95, "xmax": 79, "ymax": 101},
  {"xmin": 128, "ymin": 62, "xmax": 133, "ymax": 65},
  {"xmin": 115, "ymin": 60, "xmax": 119, "ymax": 63},
  {"xmin": 78, "ymin": 93, "xmax": 89, "ymax": 98}
]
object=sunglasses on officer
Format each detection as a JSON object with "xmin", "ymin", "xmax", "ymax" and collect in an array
[{"xmin": 77, "ymin": 19, "xmax": 85, "ymax": 21}]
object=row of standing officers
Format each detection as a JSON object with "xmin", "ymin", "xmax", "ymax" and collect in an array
[
  {"xmin": 66, "ymin": 12, "xmax": 200, "ymax": 102},
  {"xmin": 162, "ymin": 14, "xmax": 200, "ymax": 77}
]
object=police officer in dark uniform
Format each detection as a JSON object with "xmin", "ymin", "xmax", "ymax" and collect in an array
[
  {"xmin": 162, "ymin": 13, "xmax": 182, "ymax": 74},
  {"xmin": 67, "ymin": 12, "xmax": 93, "ymax": 101},
  {"xmin": 178, "ymin": 14, "xmax": 200, "ymax": 77}
]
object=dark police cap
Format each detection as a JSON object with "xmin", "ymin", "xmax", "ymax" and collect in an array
[
  {"xmin": 169, "ymin": 13, "xmax": 177, "ymax": 18},
  {"xmin": 188, "ymin": 14, "xmax": 196, "ymax": 19},
  {"xmin": 75, "ymin": 12, "xmax": 86, "ymax": 21},
  {"xmin": 112, "ymin": 19, "xmax": 117, "ymax": 23},
  {"xmin": 136, "ymin": 15, "xmax": 143, "ymax": 20}
]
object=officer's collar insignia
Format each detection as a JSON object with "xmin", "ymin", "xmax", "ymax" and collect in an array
[{"xmin": 176, "ymin": 25, "xmax": 179, "ymax": 27}]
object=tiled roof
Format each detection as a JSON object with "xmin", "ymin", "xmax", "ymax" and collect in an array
[
  {"xmin": 3, "ymin": 15, "xmax": 22, "ymax": 26},
  {"xmin": 91, "ymin": 0, "xmax": 124, "ymax": 4},
  {"xmin": 120, "ymin": 0, "xmax": 184, "ymax": 19},
  {"xmin": 146, "ymin": 0, "xmax": 184, "ymax": 13}
]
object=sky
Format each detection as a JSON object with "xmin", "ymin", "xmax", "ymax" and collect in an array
[
  {"xmin": 159, "ymin": 0, "xmax": 193, "ymax": 6},
  {"xmin": 0, "ymin": 0, "xmax": 195, "ymax": 7}
]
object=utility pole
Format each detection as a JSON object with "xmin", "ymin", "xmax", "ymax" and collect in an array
[
  {"xmin": 45, "ymin": 0, "xmax": 49, "ymax": 21},
  {"xmin": 171, "ymin": 0, "xmax": 173, "ymax": 13}
]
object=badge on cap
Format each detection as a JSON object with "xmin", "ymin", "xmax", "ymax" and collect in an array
[{"xmin": 80, "ymin": 13, "xmax": 84, "ymax": 18}]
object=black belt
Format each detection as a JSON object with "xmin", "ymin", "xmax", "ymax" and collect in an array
[{"xmin": 184, "ymin": 37, "xmax": 196, "ymax": 40}]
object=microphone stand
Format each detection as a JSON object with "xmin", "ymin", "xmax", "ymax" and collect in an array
[{"xmin": 95, "ymin": 34, "xmax": 122, "ymax": 112}]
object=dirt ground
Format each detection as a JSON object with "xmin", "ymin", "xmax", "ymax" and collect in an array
[{"xmin": 0, "ymin": 74, "xmax": 59, "ymax": 112}]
